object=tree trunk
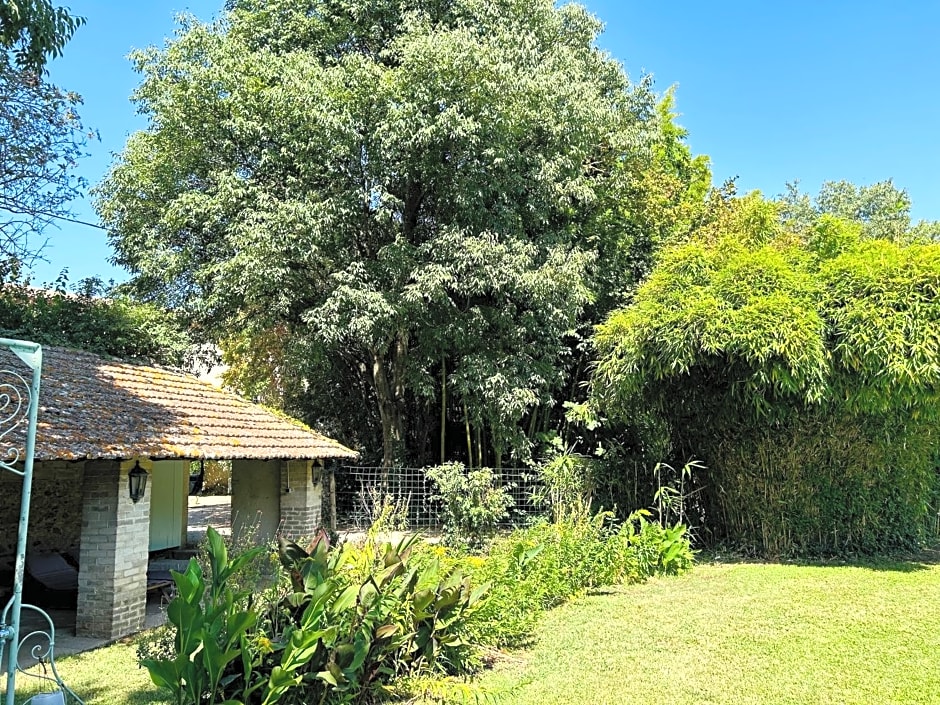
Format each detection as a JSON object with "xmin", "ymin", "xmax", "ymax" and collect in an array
[
  {"xmin": 475, "ymin": 424, "xmax": 483, "ymax": 469},
  {"xmin": 440, "ymin": 357, "xmax": 446, "ymax": 465},
  {"xmin": 371, "ymin": 332, "xmax": 408, "ymax": 469},
  {"xmin": 464, "ymin": 401, "xmax": 473, "ymax": 467}
]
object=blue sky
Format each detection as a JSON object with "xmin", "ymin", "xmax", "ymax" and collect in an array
[{"xmin": 31, "ymin": 0, "xmax": 940, "ymax": 285}]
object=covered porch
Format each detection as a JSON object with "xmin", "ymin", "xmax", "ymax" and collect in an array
[{"xmin": 1, "ymin": 346, "xmax": 356, "ymax": 642}]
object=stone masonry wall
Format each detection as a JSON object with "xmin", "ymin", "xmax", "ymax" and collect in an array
[
  {"xmin": 279, "ymin": 459, "xmax": 323, "ymax": 540},
  {"xmin": 0, "ymin": 460, "xmax": 84, "ymax": 575},
  {"xmin": 76, "ymin": 459, "xmax": 150, "ymax": 639}
]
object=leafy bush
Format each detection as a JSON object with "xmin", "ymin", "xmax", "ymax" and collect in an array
[
  {"xmin": 426, "ymin": 463, "xmax": 514, "ymax": 549},
  {"xmin": 533, "ymin": 447, "xmax": 594, "ymax": 522},
  {"xmin": 143, "ymin": 527, "xmax": 487, "ymax": 705},
  {"xmin": 0, "ymin": 283, "xmax": 190, "ymax": 365},
  {"xmin": 261, "ymin": 533, "xmax": 486, "ymax": 703},
  {"xmin": 595, "ymin": 206, "xmax": 940, "ymax": 556},
  {"xmin": 628, "ymin": 511, "xmax": 695, "ymax": 577},
  {"xmin": 142, "ymin": 527, "xmax": 265, "ymax": 705}
]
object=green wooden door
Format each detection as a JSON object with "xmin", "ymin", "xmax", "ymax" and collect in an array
[{"xmin": 149, "ymin": 460, "xmax": 187, "ymax": 551}]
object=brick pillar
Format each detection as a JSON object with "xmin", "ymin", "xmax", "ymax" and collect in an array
[
  {"xmin": 76, "ymin": 459, "xmax": 150, "ymax": 639},
  {"xmin": 279, "ymin": 460, "xmax": 322, "ymax": 540}
]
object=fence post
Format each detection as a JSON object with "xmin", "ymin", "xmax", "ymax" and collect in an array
[{"xmin": 328, "ymin": 465, "xmax": 337, "ymax": 532}]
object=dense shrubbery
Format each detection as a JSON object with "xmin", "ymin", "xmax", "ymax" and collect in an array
[
  {"xmin": 143, "ymin": 527, "xmax": 486, "ymax": 705},
  {"xmin": 595, "ymin": 200, "xmax": 940, "ymax": 556},
  {"xmin": 0, "ymin": 283, "xmax": 190, "ymax": 365},
  {"xmin": 143, "ymin": 510, "xmax": 693, "ymax": 703}
]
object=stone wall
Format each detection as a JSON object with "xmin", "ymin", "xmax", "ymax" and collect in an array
[
  {"xmin": 0, "ymin": 460, "xmax": 84, "ymax": 574},
  {"xmin": 280, "ymin": 460, "xmax": 323, "ymax": 540},
  {"xmin": 75, "ymin": 459, "xmax": 150, "ymax": 639}
]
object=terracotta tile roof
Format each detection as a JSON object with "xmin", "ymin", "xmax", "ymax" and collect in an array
[{"xmin": 2, "ymin": 346, "xmax": 357, "ymax": 462}]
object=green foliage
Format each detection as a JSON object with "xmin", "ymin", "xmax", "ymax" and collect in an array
[
  {"xmin": 0, "ymin": 0, "xmax": 84, "ymax": 71},
  {"xmin": 651, "ymin": 458, "xmax": 704, "ymax": 531},
  {"xmin": 627, "ymin": 510, "xmax": 695, "ymax": 577},
  {"xmin": 594, "ymin": 193, "xmax": 940, "ymax": 555},
  {"xmin": 426, "ymin": 463, "xmax": 514, "ymax": 549},
  {"xmin": 779, "ymin": 179, "xmax": 940, "ymax": 242},
  {"xmin": 532, "ymin": 446, "xmax": 594, "ymax": 522},
  {"xmin": 0, "ymin": 283, "xmax": 191, "ymax": 365},
  {"xmin": 144, "ymin": 526, "xmax": 487, "ymax": 705},
  {"xmin": 93, "ymin": 0, "xmax": 693, "ymax": 468},
  {"xmin": 142, "ymin": 527, "xmax": 265, "ymax": 705},
  {"xmin": 262, "ymin": 534, "xmax": 486, "ymax": 704}
]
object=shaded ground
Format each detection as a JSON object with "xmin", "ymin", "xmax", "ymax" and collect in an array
[
  {"xmin": 186, "ymin": 494, "xmax": 231, "ymax": 545},
  {"xmin": 2, "ymin": 496, "xmax": 234, "ymax": 677}
]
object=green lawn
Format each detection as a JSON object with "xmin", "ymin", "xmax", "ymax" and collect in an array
[
  {"xmin": 475, "ymin": 558, "xmax": 940, "ymax": 705},
  {"xmin": 5, "ymin": 558, "xmax": 940, "ymax": 704},
  {"xmin": 2, "ymin": 640, "xmax": 166, "ymax": 705}
]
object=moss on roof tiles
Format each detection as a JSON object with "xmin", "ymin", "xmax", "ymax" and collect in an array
[{"xmin": 2, "ymin": 346, "xmax": 357, "ymax": 462}]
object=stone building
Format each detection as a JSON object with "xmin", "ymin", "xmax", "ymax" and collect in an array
[{"xmin": 0, "ymin": 346, "xmax": 356, "ymax": 640}]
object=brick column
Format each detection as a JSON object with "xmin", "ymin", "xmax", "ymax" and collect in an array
[
  {"xmin": 279, "ymin": 460, "xmax": 322, "ymax": 540},
  {"xmin": 76, "ymin": 459, "xmax": 150, "ymax": 639}
]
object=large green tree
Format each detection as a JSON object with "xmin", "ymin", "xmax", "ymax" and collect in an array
[
  {"xmin": 778, "ymin": 179, "xmax": 940, "ymax": 242},
  {"xmin": 96, "ymin": 0, "xmax": 673, "ymax": 466}
]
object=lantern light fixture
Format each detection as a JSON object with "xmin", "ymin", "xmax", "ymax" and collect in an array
[{"xmin": 128, "ymin": 460, "xmax": 149, "ymax": 503}]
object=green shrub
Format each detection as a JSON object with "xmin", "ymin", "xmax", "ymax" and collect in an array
[
  {"xmin": 142, "ymin": 527, "xmax": 487, "ymax": 705},
  {"xmin": 533, "ymin": 447, "xmax": 594, "ymax": 522},
  {"xmin": 426, "ymin": 463, "xmax": 514, "ymax": 549},
  {"xmin": 627, "ymin": 511, "xmax": 695, "ymax": 576},
  {"xmin": 595, "ymin": 210, "xmax": 940, "ymax": 556},
  {"xmin": 142, "ymin": 527, "xmax": 265, "ymax": 705},
  {"xmin": 262, "ymin": 533, "xmax": 486, "ymax": 704}
]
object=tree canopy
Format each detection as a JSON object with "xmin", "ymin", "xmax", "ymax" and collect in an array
[{"xmin": 95, "ymin": 0, "xmax": 701, "ymax": 467}]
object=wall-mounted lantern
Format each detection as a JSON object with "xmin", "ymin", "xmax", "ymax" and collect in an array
[
  {"xmin": 128, "ymin": 460, "xmax": 149, "ymax": 503},
  {"xmin": 312, "ymin": 460, "xmax": 324, "ymax": 486}
]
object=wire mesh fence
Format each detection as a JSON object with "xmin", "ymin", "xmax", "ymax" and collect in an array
[{"xmin": 334, "ymin": 466, "xmax": 545, "ymax": 531}]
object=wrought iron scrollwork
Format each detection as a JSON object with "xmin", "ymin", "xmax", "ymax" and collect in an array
[
  {"xmin": 0, "ymin": 367, "xmax": 30, "ymax": 476},
  {"xmin": 1, "ymin": 340, "xmax": 83, "ymax": 704},
  {"xmin": 0, "ymin": 602, "xmax": 83, "ymax": 704}
]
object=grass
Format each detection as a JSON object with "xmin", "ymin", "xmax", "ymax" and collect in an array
[
  {"xmin": 1, "ymin": 639, "xmax": 167, "ymax": 705},
  {"xmin": 472, "ymin": 557, "xmax": 940, "ymax": 705},
  {"xmin": 5, "ymin": 557, "xmax": 940, "ymax": 704}
]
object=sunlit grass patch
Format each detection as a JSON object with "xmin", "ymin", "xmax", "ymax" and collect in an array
[
  {"xmin": 473, "ymin": 558, "xmax": 940, "ymax": 705},
  {"xmin": 2, "ymin": 639, "xmax": 167, "ymax": 705}
]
